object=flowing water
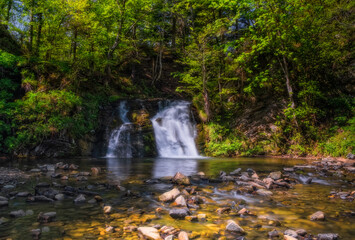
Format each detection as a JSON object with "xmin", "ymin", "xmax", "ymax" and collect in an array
[
  {"xmin": 106, "ymin": 101, "xmax": 133, "ymax": 158},
  {"xmin": 0, "ymin": 157, "xmax": 354, "ymax": 240},
  {"xmin": 151, "ymin": 101, "xmax": 199, "ymax": 158}
]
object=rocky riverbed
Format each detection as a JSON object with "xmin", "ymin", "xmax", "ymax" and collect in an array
[{"xmin": 0, "ymin": 157, "xmax": 354, "ymax": 239}]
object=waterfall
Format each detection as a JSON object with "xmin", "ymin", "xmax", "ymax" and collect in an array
[
  {"xmin": 151, "ymin": 101, "xmax": 200, "ymax": 158},
  {"xmin": 106, "ymin": 101, "xmax": 133, "ymax": 158}
]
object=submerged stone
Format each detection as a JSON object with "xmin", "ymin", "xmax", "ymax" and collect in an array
[
  {"xmin": 172, "ymin": 172, "xmax": 190, "ymax": 185},
  {"xmin": 310, "ymin": 211, "xmax": 325, "ymax": 221}
]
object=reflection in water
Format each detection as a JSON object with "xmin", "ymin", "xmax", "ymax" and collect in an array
[
  {"xmin": 152, "ymin": 157, "xmax": 198, "ymax": 178},
  {"xmin": 106, "ymin": 157, "xmax": 132, "ymax": 181}
]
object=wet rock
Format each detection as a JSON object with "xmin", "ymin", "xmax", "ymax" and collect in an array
[
  {"xmin": 165, "ymin": 235, "xmax": 174, "ymax": 240},
  {"xmin": 51, "ymin": 173, "xmax": 62, "ymax": 178},
  {"xmin": 42, "ymin": 226, "xmax": 50, "ymax": 233},
  {"xmin": 17, "ymin": 191, "xmax": 31, "ymax": 197},
  {"xmin": 284, "ymin": 229, "xmax": 298, "ymax": 238},
  {"xmin": 310, "ymin": 211, "xmax": 325, "ymax": 221},
  {"xmin": 88, "ymin": 198, "xmax": 97, "ymax": 204},
  {"xmin": 159, "ymin": 188, "xmax": 180, "ymax": 202},
  {"xmin": 26, "ymin": 210, "xmax": 34, "ymax": 216},
  {"xmin": 104, "ymin": 205, "xmax": 112, "ymax": 214},
  {"xmin": 217, "ymin": 207, "xmax": 231, "ymax": 214},
  {"xmin": 295, "ymin": 229, "xmax": 307, "ymax": 236},
  {"xmin": 30, "ymin": 169, "xmax": 41, "ymax": 173},
  {"xmin": 3, "ymin": 184, "xmax": 15, "ymax": 190},
  {"xmin": 138, "ymin": 226, "xmax": 162, "ymax": 240},
  {"xmin": 344, "ymin": 166, "xmax": 355, "ymax": 173},
  {"xmin": 31, "ymin": 229, "xmax": 41, "ymax": 239},
  {"xmin": 268, "ymin": 229, "xmax": 279, "ymax": 238},
  {"xmin": 26, "ymin": 195, "xmax": 54, "ymax": 202},
  {"xmin": 173, "ymin": 195, "xmax": 187, "ymax": 207},
  {"xmin": 54, "ymin": 194, "xmax": 65, "ymax": 201},
  {"xmin": 36, "ymin": 182, "xmax": 50, "ymax": 188},
  {"xmin": 284, "ymin": 235, "xmax": 297, "ymax": 240},
  {"xmin": 61, "ymin": 175, "xmax": 68, "ymax": 180},
  {"xmin": 94, "ymin": 195, "xmax": 103, "ymax": 202},
  {"xmin": 225, "ymin": 220, "xmax": 244, "ymax": 233},
  {"xmin": 305, "ymin": 177, "xmax": 313, "ymax": 184},
  {"xmin": 317, "ymin": 233, "xmax": 339, "ymax": 240},
  {"xmin": 0, "ymin": 200, "xmax": 9, "ymax": 207},
  {"xmin": 105, "ymin": 226, "xmax": 114, "ymax": 233},
  {"xmin": 0, "ymin": 196, "xmax": 8, "ymax": 201},
  {"xmin": 37, "ymin": 212, "xmax": 56, "ymax": 223},
  {"xmin": 178, "ymin": 231, "xmax": 189, "ymax": 240},
  {"xmin": 69, "ymin": 164, "xmax": 79, "ymax": 170},
  {"xmin": 283, "ymin": 168, "xmax": 294, "ymax": 172},
  {"xmin": 76, "ymin": 176, "xmax": 88, "ymax": 181},
  {"xmin": 197, "ymin": 213, "xmax": 206, "ymax": 222},
  {"xmin": 74, "ymin": 194, "xmax": 86, "ymax": 204},
  {"xmin": 251, "ymin": 173, "xmax": 259, "ymax": 179},
  {"xmin": 172, "ymin": 172, "xmax": 190, "ymax": 185},
  {"xmin": 10, "ymin": 209, "xmax": 25, "ymax": 218},
  {"xmin": 0, "ymin": 217, "xmax": 9, "ymax": 225},
  {"xmin": 230, "ymin": 168, "xmax": 242, "ymax": 175},
  {"xmin": 169, "ymin": 208, "xmax": 190, "ymax": 219},
  {"xmin": 91, "ymin": 167, "xmax": 101, "ymax": 175},
  {"xmin": 269, "ymin": 171, "xmax": 282, "ymax": 180},
  {"xmin": 346, "ymin": 153, "xmax": 354, "ymax": 159},
  {"xmin": 185, "ymin": 215, "xmax": 198, "ymax": 222},
  {"xmin": 256, "ymin": 189, "xmax": 273, "ymax": 196}
]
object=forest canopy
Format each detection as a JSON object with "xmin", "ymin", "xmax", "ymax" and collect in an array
[{"xmin": 0, "ymin": 0, "xmax": 354, "ymax": 157}]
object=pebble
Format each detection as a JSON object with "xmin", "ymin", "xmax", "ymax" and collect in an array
[
  {"xmin": 225, "ymin": 220, "xmax": 244, "ymax": 233},
  {"xmin": 74, "ymin": 194, "xmax": 86, "ymax": 204}
]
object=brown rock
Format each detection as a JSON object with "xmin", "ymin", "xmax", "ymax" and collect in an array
[
  {"xmin": 172, "ymin": 172, "xmax": 190, "ymax": 185},
  {"xmin": 159, "ymin": 188, "xmax": 180, "ymax": 202}
]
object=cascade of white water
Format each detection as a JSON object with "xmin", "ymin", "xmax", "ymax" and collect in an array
[
  {"xmin": 106, "ymin": 101, "xmax": 132, "ymax": 158},
  {"xmin": 151, "ymin": 101, "xmax": 200, "ymax": 158}
]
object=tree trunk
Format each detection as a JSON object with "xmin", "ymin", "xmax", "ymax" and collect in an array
[
  {"xmin": 105, "ymin": 0, "xmax": 126, "ymax": 86},
  {"xmin": 202, "ymin": 49, "xmax": 211, "ymax": 122},
  {"xmin": 29, "ymin": 0, "xmax": 34, "ymax": 54},
  {"xmin": 73, "ymin": 27, "xmax": 78, "ymax": 62},
  {"xmin": 35, "ymin": 13, "xmax": 42, "ymax": 57},
  {"xmin": 5, "ymin": 0, "xmax": 13, "ymax": 29}
]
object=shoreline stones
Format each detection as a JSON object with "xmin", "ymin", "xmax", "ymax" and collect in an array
[
  {"xmin": 169, "ymin": 208, "xmax": 190, "ymax": 219},
  {"xmin": 138, "ymin": 226, "xmax": 162, "ymax": 240}
]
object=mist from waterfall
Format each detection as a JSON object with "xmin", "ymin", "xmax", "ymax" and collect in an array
[
  {"xmin": 151, "ymin": 101, "xmax": 200, "ymax": 158},
  {"xmin": 106, "ymin": 101, "xmax": 132, "ymax": 158}
]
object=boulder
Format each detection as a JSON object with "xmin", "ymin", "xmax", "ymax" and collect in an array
[
  {"xmin": 172, "ymin": 172, "xmax": 190, "ymax": 185},
  {"xmin": 173, "ymin": 195, "xmax": 187, "ymax": 207},
  {"xmin": 159, "ymin": 188, "xmax": 180, "ymax": 202},
  {"xmin": 268, "ymin": 171, "xmax": 282, "ymax": 180},
  {"xmin": 169, "ymin": 208, "xmax": 190, "ymax": 219},
  {"xmin": 31, "ymin": 229, "xmax": 41, "ymax": 240},
  {"xmin": 295, "ymin": 229, "xmax": 307, "ymax": 236},
  {"xmin": 138, "ymin": 227, "xmax": 162, "ymax": 240},
  {"xmin": 54, "ymin": 194, "xmax": 65, "ymax": 201},
  {"xmin": 178, "ymin": 231, "xmax": 189, "ymax": 240},
  {"xmin": 225, "ymin": 220, "xmax": 244, "ymax": 233}
]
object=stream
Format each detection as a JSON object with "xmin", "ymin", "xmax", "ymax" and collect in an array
[{"xmin": 0, "ymin": 156, "xmax": 354, "ymax": 239}]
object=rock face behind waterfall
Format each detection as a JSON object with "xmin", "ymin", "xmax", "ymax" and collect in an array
[{"xmin": 93, "ymin": 99, "xmax": 199, "ymax": 158}]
